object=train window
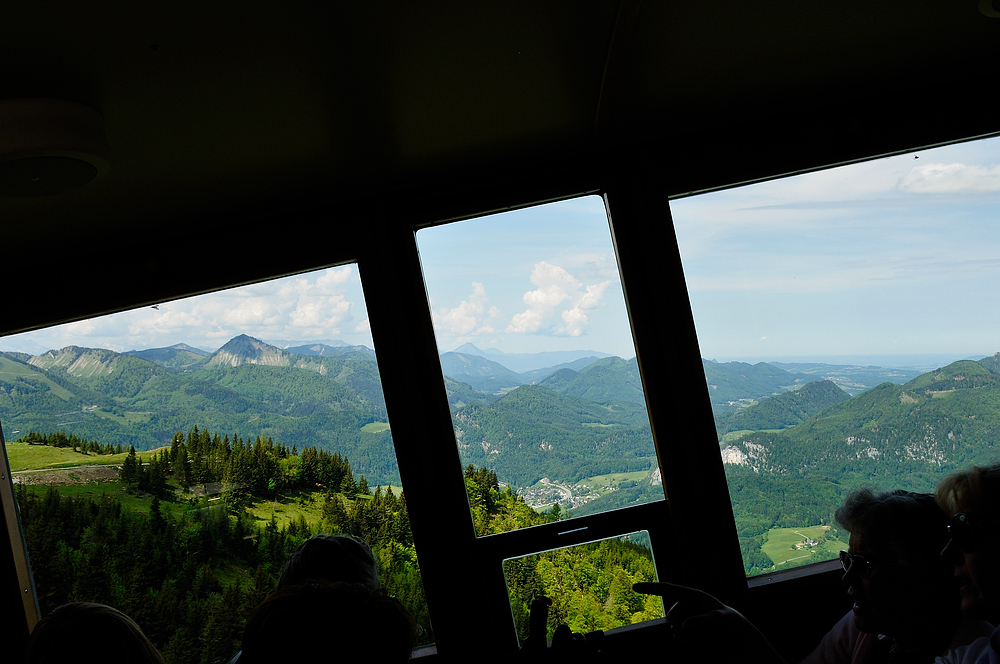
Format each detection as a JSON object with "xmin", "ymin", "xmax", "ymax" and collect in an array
[
  {"xmin": 502, "ymin": 529, "xmax": 663, "ymax": 643},
  {"xmin": 415, "ymin": 196, "xmax": 664, "ymax": 536},
  {"xmin": 670, "ymin": 135, "xmax": 1000, "ymax": 576},
  {"xmin": 0, "ymin": 263, "xmax": 434, "ymax": 657}
]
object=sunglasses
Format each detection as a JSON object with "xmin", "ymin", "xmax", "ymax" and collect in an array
[
  {"xmin": 839, "ymin": 550, "xmax": 877, "ymax": 579},
  {"xmin": 947, "ymin": 512, "xmax": 999, "ymax": 553}
]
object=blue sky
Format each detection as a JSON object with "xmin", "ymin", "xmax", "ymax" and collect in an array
[
  {"xmin": 415, "ymin": 196, "xmax": 636, "ymax": 358},
  {"xmin": 671, "ymin": 134, "xmax": 1000, "ymax": 365},
  {"xmin": 4, "ymin": 135, "xmax": 1000, "ymax": 366}
]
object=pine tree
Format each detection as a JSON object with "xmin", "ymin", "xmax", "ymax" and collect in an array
[{"xmin": 121, "ymin": 446, "xmax": 138, "ymax": 489}]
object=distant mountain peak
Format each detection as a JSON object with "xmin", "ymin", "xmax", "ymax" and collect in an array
[
  {"xmin": 266, "ymin": 338, "xmax": 351, "ymax": 350},
  {"xmin": 209, "ymin": 335, "xmax": 289, "ymax": 368},
  {"xmin": 453, "ymin": 343, "xmax": 485, "ymax": 356},
  {"xmin": 167, "ymin": 343, "xmax": 209, "ymax": 355}
]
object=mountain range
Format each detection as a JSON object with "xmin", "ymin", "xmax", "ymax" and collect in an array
[
  {"xmin": 721, "ymin": 354, "xmax": 1000, "ymax": 561},
  {"xmin": 5, "ymin": 333, "xmax": 1000, "ymax": 541},
  {"xmin": 0, "ymin": 336, "xmax": 650, "ymax": 489}
]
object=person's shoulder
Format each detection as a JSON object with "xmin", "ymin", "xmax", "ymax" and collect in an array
[
  {"xmin": 935, "ymin": 634, "xmax": 992, "ymax": 664},
  {"xmin": 949, "ymin": 618, "xmax": 995, "ymax": 650},
  {"xmin": 799, "ymin": 612, "xmax": 862, "ymax": 664}
]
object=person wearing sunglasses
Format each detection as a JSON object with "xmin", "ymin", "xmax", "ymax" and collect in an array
[
  {"xmin": 806, "ymin": 489, "xmax": 991, "ymax": 664},
  {"xmin": 934, "ymin": 463, "xmax": 1000, "ymax": 664},
  {"xmin": 635, "ymin": 488, "xmax": 991, "ymax": 664}
]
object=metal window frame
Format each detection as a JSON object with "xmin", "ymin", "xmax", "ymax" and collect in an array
[
  {"xmin": 356, "ymin": 173, "xmax": 746, "ymax": 656},
  {"xmin": 0, "ymin": 161, "xmax": 749, "ymax": 656}
]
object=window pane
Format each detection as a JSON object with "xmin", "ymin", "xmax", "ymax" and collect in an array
[
  {"xmin": 670, "ymin": 136, "xmax": 1000, "ymax": 576},
  {"xmin": 503, "ymin": 530, "xmax": 663, "ymax": 643},
  {"xmin": 0, "ymin": 264, "xmax": 433, "ymax": 656},
  {"xmin": 416, "ymin": 196, "xmax": 663, "ymax": 536}
]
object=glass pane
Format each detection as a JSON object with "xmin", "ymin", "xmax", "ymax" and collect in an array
[
  {"xmin": 671, "ymin": 136, "xmax": 1000, "ymax": 576},
  {"xmin": 416, "ymin": 196, "xmax": 662, "ymax": 536},
  {"xmin": 503, "ymin": 530, "xmax": 663, "ymax": 643},
  {"xmin": 0, "ymin": 264, "xmax": 433, "ymax": 658}
]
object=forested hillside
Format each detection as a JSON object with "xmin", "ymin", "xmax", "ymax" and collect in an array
[
  {"xmin": 0, "ymin": 337, "xmax": 657, "ymax": 498},
  {"xmin": 720, "ymin": 357, "xmax": 1000, "ymax": 574},
  {"xmin": 13, "ymin": 428, "xmax": 663, "ymax": 661},
  {"xmin": 12, "ymin": 332, "xmax": 1000, "ymax": 580},
  {"xmin": 452, "ymin": 385, "xmax": 656, "ymax": 487},
  {"xmin": 715, "ymin": 380, "xmax": 850, "ymax": 437},
  {"xmin": 0, "ymin": 339, "xmax": 398, "ymax": 485}
]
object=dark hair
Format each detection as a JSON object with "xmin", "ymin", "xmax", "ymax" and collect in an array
[
  {"xmin": 240, "ymin": 582, "xmax": 417, "ymax": 664},
  {"xmin": 277, "ymin": 533, "xmax": 380, "ymax": 589},
  {"xmin": 935, "ymin": 463, "xmax": 1000, "ymax": 518},
  {"xmin": 835, "ymin": 488, "xmax": 949, "ymax": 568},
  {"xmin": 24, "ymin": 602, "xmax": 164, "ymax": 664}
]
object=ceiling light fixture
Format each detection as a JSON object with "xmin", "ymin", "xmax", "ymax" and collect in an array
[{"xmin": 0, "ymin": 98, "xmax": 109, "ymax": 197}]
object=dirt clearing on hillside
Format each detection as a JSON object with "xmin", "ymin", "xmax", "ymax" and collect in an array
[{"xmin": 12, "ymin": 465, "xmax": 121, "ymax": 485}]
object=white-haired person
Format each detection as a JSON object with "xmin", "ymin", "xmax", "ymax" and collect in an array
[
  {"xmin": 934, "ymin": 463, "xmax": 1000, "ymax": 664},
  {"xmin": 636, "ymin": 489, "xmax": 992, "ymax": 664}
]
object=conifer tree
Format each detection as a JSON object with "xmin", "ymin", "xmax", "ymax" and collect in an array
[{"xmin": 121, "ymin": 446, "xmax": 138, "ymax": 489}]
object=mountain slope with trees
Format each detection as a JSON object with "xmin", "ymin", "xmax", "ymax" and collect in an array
[
  {"xmin": 720, "ymin": 357, "xmax": 1000, "ymax": 573},
  {"xmin": 715, "ymin": 380, "xmax": 850, "ymax": 437},
  {"xmin": 452, "ymin": 384, "xmax": 656, "ymax": 487}
]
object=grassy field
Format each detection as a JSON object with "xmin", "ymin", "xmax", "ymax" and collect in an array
[
  {"xmin": 4, "ymin": 442, "xmax": 134, "ymax": 471},
  {"xmin": 246, "ymin": 488, "xmax": 328, "ymax": 530},
  {"xmin": 762, "ymin": 525, "xmax": 848, "ymax": 568},
  {"xmin": 721, "ymin": 429, "xmax": 785, "ymax": 443},
  {"xmin": 21, "ymin": 482, "xmax": 188, "ymax": 519},
  {"xmin": 4, "ymin": 442, "xmax": 169, "ymax": 472},
  {"xmin": 576, "ymin": 471, "xmax": 651, "ymax": 494},
  {"xmin": 7, "ymin": 442, "xmax": 182, "ymax": 520},
  {"xmin": 6, "ymin": 441, "xmax": 408, "ymax": 531},
  {"xmin": 360, "ymin": 421, "xmax": 391, "ymax": 434}
]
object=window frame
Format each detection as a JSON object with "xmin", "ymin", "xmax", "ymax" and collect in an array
[
  {"xmin": 356, "ymin": 175, "xmax": 747, "ymax": 655},
  {"xmin": 0, "ymin": 170, "xmax": 749, "ymax": 657}
]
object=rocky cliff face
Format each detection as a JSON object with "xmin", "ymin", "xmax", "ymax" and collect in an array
[
  {"xmin": 207, "ymin": 334, "xmax": 290, "ymax": 367},
  {"xmin": 29, "ymin": 346, "xmax": 117, "ymax": 378}
]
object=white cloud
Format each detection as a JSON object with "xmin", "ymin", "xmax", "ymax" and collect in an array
[
  {"xmin": 12, "ymin": 265, "xmax": 373, "ymax": 352},
  {"xmin": 507, "ymin": 263, "xmax": 609, "ymax": 337},
  {"xmin": 557, "ymin": 281, "xmax": 611, "ymax": 336},
  {"xmin": 559, "ymin": 308, "xmax": 589, "ymax": 337},
  {"xmin": 898, "ymin": 162, "xmax": 1000, "ymax": 194},
  {"xmin": 433, "ymin": 282, "xmax": 497, "ymax": 336}
]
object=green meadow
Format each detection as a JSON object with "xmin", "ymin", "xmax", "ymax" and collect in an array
[
  {"xmin": 762, "ymin": 525, "xmax": 848, "ymax": 568},
  {"xmin": 360, "ymin": 421, "xmax": 391, "ymax": 434},
  {"xmin": 5, "ymin": 441, "xmax": 133, "ymax": 472},
  {"xmin": 578, "ymin": 470, "xmax": 650, "ymax": 490}
]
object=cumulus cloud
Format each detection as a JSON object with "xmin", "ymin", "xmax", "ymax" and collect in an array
[
  {"xmin": 433, "ymin": 282, "xmax": 498, "ymax": 336},
  {"xmin": 558, "ymin": 281, "xmax": 611, "ymax": 336},
  {"xmin": 898, "ymin": 162, "xmax": 1000, "ymax": 194},
  {"xmin": 17, "ymin": 265, "xmax": 369, "ymax": 352},
  {"xmin": 507, "ymin": 262, "xmax": 610, "ymax": 337}
]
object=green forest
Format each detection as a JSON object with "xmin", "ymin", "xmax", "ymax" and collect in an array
[
  {"xmin": 720, "ymin": 358, "xmax": 1000, "ymax": 574},
  {"xmin": 12, "ymin": 334, "xmax": 1000, "ymax": 585},
  {"xmin": 13, "ymin": 427, "xmax": 663, "ymax": 663}
]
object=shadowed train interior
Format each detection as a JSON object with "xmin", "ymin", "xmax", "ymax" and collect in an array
[{"xmin": 3, "ymin": 2, "xmax": 1000, "ymax": 662}]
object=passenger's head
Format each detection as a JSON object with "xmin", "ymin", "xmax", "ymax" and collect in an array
[
  {"xmin": 277, "ymin": 533, "xmax": 379, "ymax": 589},
  {"xmin": 936, "ymin": 463, "xmax": 1000, "ymax": 621},
  {"xmin": 239, "ymin": 582, "xmax": 417, "ymax": 664},
  {"xmin": 835, "ymin": 489, "xmax": 953, "ymax": 637},
  {"xmin": 24, "ymin": 602, "xmax": 164, "ymax": 664}
]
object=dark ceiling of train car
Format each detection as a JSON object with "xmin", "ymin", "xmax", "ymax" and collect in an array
[{"xmin": 2, "ymin": 1, "xmax": 999, "ymax": 335}]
